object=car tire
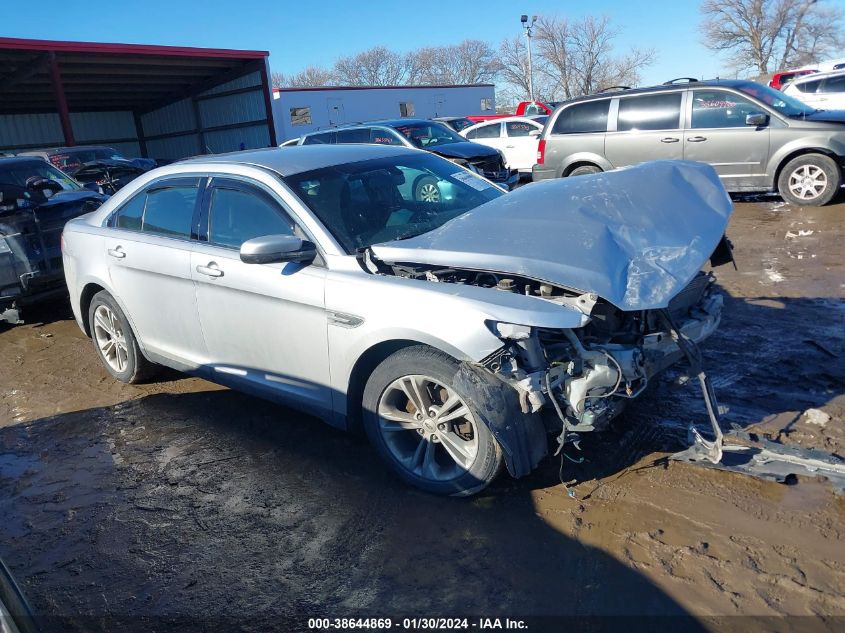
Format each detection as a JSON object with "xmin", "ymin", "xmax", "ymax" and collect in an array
[
  {"xmin": 362, "ymin": 345, "xmax": 504, "ymax": 496},
  {"xmin": 777, "ymin": 154, "xmax": 841, "ymax": 206},
  {"xmin": 88, "ymin": 290, "xmax": 156, "ymax": 384},
  {"xmin": 413, "ymin": 175, "xmax": 441, "ymax": 203},
  {"xmin": 568, "ymin": 164, "xmax": 601, "ymax": 177}
]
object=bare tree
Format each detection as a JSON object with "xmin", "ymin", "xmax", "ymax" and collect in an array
[
  {"xmin": 701, "ymin": 0, "xmax": 845, "ymax": 74},
  {"xmin": 499, "ymin": 15, "xmax": 654, "ymax": 101},
  {"xmin": 270, "ymin": 71, "xmax": 286, "ymax": 89},
  {"xmin": 332, "ymin": 46, "xmax": 409, "ymax": 86},
  {"xmin": 408, "ymin": 40, "xmax": 501, "ymax": 85},
  {"xmin": 287, "ymin": 66, "xmax": 336, "ymax": 88}
]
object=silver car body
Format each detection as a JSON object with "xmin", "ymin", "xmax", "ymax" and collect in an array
[
  {"xmin": 63, "ymin": 145, "xmax": 729, "ymax": 478},
  {"xmin": 533, "ymin": 79, "xmax": 845, "ymax": 193}
]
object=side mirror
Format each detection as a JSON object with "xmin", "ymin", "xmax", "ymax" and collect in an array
[
  {"xmin": 746, "ymin": 112, "xmax": 768, "ymax": 127},
  {"xmin": 240, "ymin": 234, "xmax": 317, "ymax": 265},
  {"xmin": 528, "ymin": 129, "xmax": 541, "ymax": 137},
  {"xmin": 82, "ymin": 182, "xmax": 103, "ymax": 193}
]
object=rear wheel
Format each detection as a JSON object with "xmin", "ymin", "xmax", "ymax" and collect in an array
[
  {"xmin": 88, "ymin": 291, "xmax": 156, "ymax": 383},
  {"xmin": 362, "ymin": 346, "xmax": 503, "ymax": 496},
  {"xmin": 777, "ymin": 154, "xmax": 841, "ymax": 206},
  {"xmin": 568, "ymin": 164, "xmax": 601, "ymax": 177}
]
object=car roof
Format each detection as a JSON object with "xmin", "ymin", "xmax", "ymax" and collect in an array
[
  {"xmin": 0, "ymin": 156, "xmax": 51, "ymax": 166},
  {"xmin": 19, "ymin": 145, "xmax": 116, "ymax": 155},
  {"xmin": 178, "ymin": 144, "xmax": 417, "ymax": 177},
  {"xmin": 554, "ymin": 79, "xmax": 759, "ymax": 108},
  {"xmin": 792, "ymin": 68, "xmax": 845, "ymax": 83}
]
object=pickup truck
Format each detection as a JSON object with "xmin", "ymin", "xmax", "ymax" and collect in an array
[{"xmin": 466, "ymin": 100, "xmax": 560, "ymax": 123}]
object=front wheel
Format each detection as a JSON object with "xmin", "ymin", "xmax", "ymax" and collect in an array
[
  {"xmin": 362, "ymin": 346, "xmax": 503, "ymax": 496},
  {"xmin": 413, "ymin": 176, "xmax": 441, "ymax": 203},
  {"xmin": 777, "ymin": 154, "xmax": 841, "ymax": 206}
]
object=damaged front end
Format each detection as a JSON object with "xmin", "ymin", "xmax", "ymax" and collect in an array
[
  {"xmin": 382, "ymin": 261, "xmax": 726, "ymax": 477},
  {"xmin": 367, "ymin": 160, "xmax": 737, "ymax": 477}
]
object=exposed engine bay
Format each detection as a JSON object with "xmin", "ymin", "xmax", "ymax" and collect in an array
[{"xmin": 386, "ymin": 261, "xmax": 723, "ymax": 436}]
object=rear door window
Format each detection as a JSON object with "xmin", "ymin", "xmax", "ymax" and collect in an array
[
  {"xmin": 795, "ymin": 79, "xmax": 822, "ymax": 93},
  {"xmin": 552, "ymin": 100, "xmax": 610, "ymax": 134},
  {"xmin": 302, "ymin": 132, "xmax": 337, "ymax": 145},
  {"xmin": 505, "ymin": 121, "xmax": 536, "ymax": 137},
  {"xmin": 616, "ymin": 93, "xmax": 683, "ymax": 131},
  {"xmin": 691, "ymin": 90, "xmax": 764, "ymax": 129},
  {"xmin": 466, "ymin": 123, "xmax": 501, "ymax": 139},
  {"xmin": 141, "ymin": 186, "xmax": 198, "ymax": 238}
]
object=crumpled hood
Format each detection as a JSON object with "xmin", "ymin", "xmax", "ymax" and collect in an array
[
  {"xmin": 371, "ymin": 160, "xmax": 733, "ymax": 311},
  {"xmin": 428, "ymin": 141, "xmax": 500, "ymax": 161}
]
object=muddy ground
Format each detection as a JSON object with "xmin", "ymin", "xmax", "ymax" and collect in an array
[{"xmin": 1, "ymin": 196, "xmax": 844, "ymax": 632}]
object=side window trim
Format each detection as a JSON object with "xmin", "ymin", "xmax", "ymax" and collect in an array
[
  {"xmin": 106, "ymin": 175, "xmax": 205, "ymax": 244},
  {"xmin": 197, "ymin": 175, "xmax": 324, "ymax": 266}
]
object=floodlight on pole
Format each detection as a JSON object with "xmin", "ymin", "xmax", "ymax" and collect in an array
[{"xmin": 521, "ymin": 15, "xmax": 537, "ymax": 102}]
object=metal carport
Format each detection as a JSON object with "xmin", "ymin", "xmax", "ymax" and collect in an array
[{"xmin": 0, "ymin": 37, "xmax": 277, "ymax": 161}]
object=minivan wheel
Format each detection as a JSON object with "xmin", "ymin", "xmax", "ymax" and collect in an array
[
  {"xmin": 362, "ymin": 346, "xmax": 503, "ymax": 496},
  {"xmin": 88, "ymin": 290, "xmax": 156, "ymax": 383},
  {"xmin": 568, "ymin": 164, "xmax": 601, "ymax": 177},
  {"xmin": 778, "ymin": 154, "xmax": 841, "ymax": 206}
]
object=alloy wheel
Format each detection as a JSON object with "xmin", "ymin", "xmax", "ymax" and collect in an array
[
  {"xmin": 92, "ymin": 304, "xmax": 129, "ymax": 373},
  {"xmin": 418, "ymin": 182, "xmax": 441, "ymax": 203},
  {"xmin": 377, "ymin": 374, "xmax": 479, "ymax": 481},
  {"xmin": 787, "ymin": 164, "xmax": 828, "ymax": 201}
]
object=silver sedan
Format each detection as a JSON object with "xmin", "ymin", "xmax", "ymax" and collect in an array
[{"xmin": 62, "ymin": 145, "xmax": 732, "ymax": 496}]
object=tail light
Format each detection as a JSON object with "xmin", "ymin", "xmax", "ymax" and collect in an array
[{"xmin": 537, "ymin": 139, "xmax": 546, "ymax": 165}]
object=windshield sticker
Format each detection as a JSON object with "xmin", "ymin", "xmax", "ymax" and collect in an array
[{"xmin": 451, "ymin": 171, "xmax": 491, "ymax": 191}]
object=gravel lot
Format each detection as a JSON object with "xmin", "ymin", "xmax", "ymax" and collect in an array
[{"xmin": 1, "ymin": 195, "xmax": 844, "ymax": 632}]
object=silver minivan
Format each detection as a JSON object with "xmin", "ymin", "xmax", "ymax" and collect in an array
[{"xmin": 532, "ymin": 79, "xmax": 845, "ymax": 206}]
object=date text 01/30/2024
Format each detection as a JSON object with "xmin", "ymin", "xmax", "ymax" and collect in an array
[{"xmin": 307, "ymin": 618, "xmax": 528, "ymax": 630}]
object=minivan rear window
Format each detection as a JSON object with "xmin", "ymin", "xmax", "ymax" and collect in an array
[
  {"xmin": 552, "ymin": 100, "xmax": 610, "ymax": 135},
  {"xmin": 616, "ymin": 93, "xmax": 682, "ymax": 131}
]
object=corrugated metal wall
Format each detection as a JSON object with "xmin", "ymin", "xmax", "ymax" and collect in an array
[
  {"xmin": 138, "ymin": 68, "xmax": 272, "ymax": 161},
  {"xmin": 0, "ymin": 65, "xmax": 273, "ymax": 162}
]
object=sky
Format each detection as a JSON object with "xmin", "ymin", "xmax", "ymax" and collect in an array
[{"xmin": 0, "ymin": 0, "xmax": 737, "ymax": 87}]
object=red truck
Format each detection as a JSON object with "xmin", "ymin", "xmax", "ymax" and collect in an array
[{"xmin": 466, "ymin": 100, "xmax": 561, "ymax": 123}]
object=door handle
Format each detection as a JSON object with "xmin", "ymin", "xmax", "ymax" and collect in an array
[
  {"xmin": 107, "ymin": 246, "xmax": 125, "ymax": 259},
  {"xmin": 196, "ymin": 262, "xmax": 223, "ymax": 278},
  {"xmin": 687, "ymin": 136, "xmax": 707, "ymax": 142},
  {"xmin": 660, "ymin": 137, "xmax": 680, "ymax": 143},
  {"xmin": 505, "ymin": 145, "xmax": 516, "ymax": 148}
]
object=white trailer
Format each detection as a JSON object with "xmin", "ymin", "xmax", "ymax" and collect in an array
[{"xmin": 273, "ymin": 84, "xmax": 496, "ymax": 143}]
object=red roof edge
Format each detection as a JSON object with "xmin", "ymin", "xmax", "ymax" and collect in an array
[
  {"xmin": 0, "ymin": 37, "xmax": 268, "ymax": 59},
  {"xmin": 273, "ymin": 83, "xmax": 495, "ymax": 93}
]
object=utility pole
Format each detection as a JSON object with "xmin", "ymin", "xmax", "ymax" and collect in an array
[{"xmin": 521, "ymin": 14, "xmax": 537, "ymax": 102}]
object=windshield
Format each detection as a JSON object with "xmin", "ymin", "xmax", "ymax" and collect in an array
[
  {"xmin": 285, "ymin": 153, "xmax": 504, "ymax": 253},
  {"xmin": 0, "ymin": 160, "xmax": 81, "ymax": 190},
  {"xmin": 447, "ymin": 118, "xmax": 474, "ymax": 132},
  {"xmin": 49, "ymin": 148, "xmax": 123, "ymax": 171},
  {"xmin": 736, "ymin": 82, "xmax": 817, "ymax": 116},
  {"xmin": 392, "ymin": 122, "xmax": 466, "ymax": 149}
]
